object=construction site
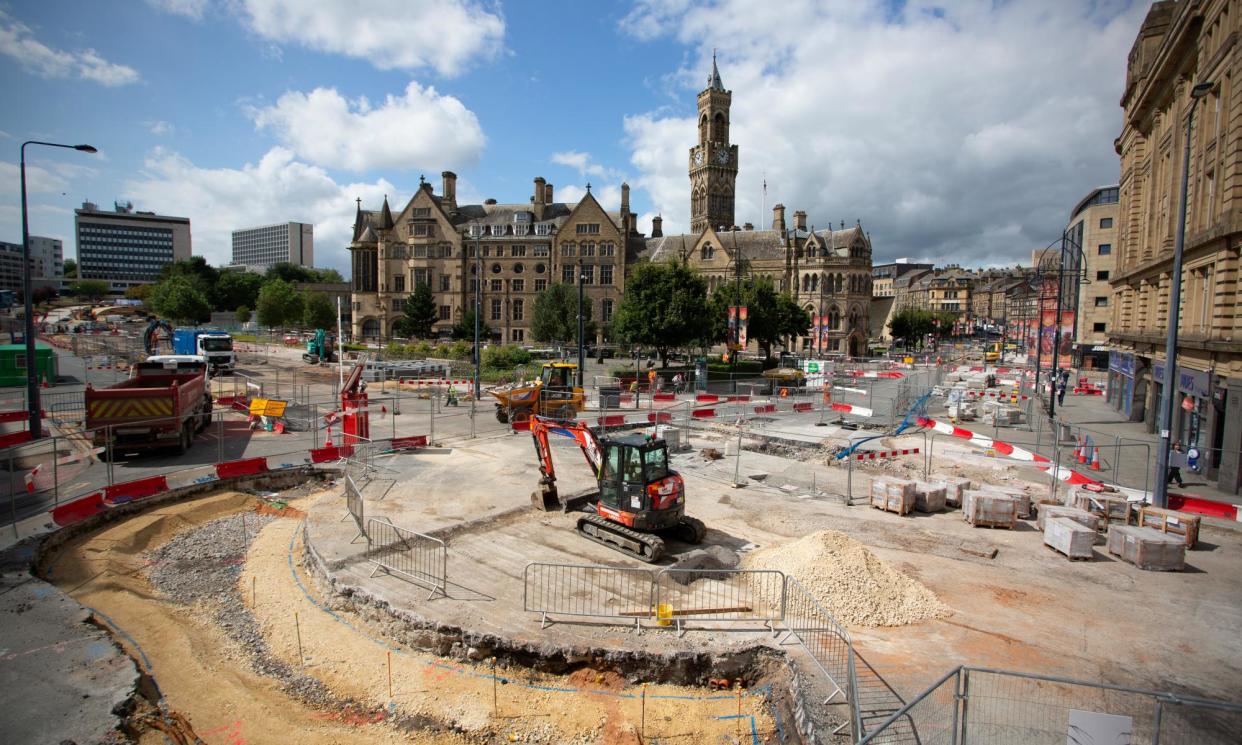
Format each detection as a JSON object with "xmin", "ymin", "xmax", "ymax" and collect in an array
[{"xmin": 3, "ymin": 332, "xmax": 1242, "ymax": 744}]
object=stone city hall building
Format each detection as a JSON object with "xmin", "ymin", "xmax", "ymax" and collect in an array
[{"xmin": 348, "ymin": 174, "xmax": 640, "ymax": 343}]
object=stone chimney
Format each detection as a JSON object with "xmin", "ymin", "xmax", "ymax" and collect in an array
[
  {"xmin": 794, "ymin": 210, "xmax": 807, "ymax": 232},
  {"xmin": 441, "ymin": 171, "xmax": 457, "ymax": 210},
  {"xmin": 621, "ymin": 182, "xmax": 630, "ymax": 215},
  {"xmin": 533, "ymin": 177, "xmax": 547, "ymax": 220},
  {"xmin": 651, "ymin": 215, "xmax": 663, "ymax": 238},
  {"xmin": 545, "ymin": 183, "xmax": 553, "ymax": 203},
  {"xmin": 772, "ymin": 204, "xmax": 786, "ymax": 232}
]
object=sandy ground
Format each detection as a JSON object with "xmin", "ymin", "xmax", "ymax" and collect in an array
[{"xmin": 45, "ymin": 489, "xmax": 780, "ymax": 744}]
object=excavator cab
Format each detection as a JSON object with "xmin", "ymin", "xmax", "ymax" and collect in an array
[{"xmin": 597, "ymin": 435, "xmax": 685, "ymax": 533}]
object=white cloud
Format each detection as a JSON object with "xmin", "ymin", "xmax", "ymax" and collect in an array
[
  {"xmin": 557, "ymin": 184, "xmax": 623, "ymax": 211},
  {"xmin": 0, "ymin": 11, "xmax": 139, "ymax": 86},
  {"xmin": 145, "ymin": 120, "xmax": 175, "ymax": 136},
  {"xmin": 236, "ymin": 0, "xmax": 505, "ymax": 76},
  {"xmin": 550, "ymin": 151, "xmax": 615, "ymax": 180},
  {"xmin": 145, "ymin": 0, "xmax": 209, "ymax": 20},
  {"xmin": 621, "ymin": 0, "xmax": 1145, "ymax": 265},
  {"xmin": 122, "ymin": 147, "xmax": 396, "ymax": 271},
  {"xmin": 250, "ymin": 82, "xmax": 486, "ymax": 172}
]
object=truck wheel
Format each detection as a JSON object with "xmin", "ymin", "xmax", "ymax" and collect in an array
[
  {"xmin": 177, "ymin": 422, "xmax": 192, "ymax": 455},
  {"xmin": 495, "ymin": 407, "xmax": 509, "ymax": 423}
]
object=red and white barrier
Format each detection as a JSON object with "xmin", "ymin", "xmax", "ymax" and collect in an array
[
  {"xmin": 845, "ymin": 371, "xmax": 904, "ymax": 379},
  {"xmin": 917, "ymin": 416, "xmax": 1102, "ymax": 486},
  {"xmin": 855, "ymin": 448, "xmax": 919, "ymax": 460}
]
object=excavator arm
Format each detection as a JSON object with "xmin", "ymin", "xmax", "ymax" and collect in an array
[{"xmin": 530, "ymin": 415, "xmax": 602, "ymax": 510}]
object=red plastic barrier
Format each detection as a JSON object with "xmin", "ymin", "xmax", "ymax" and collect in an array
[
  {"xmin": 389, "ymin": 435, "xmax": 429, "ymax": 450},
  {"xmin": 647, "ymin": 412, "xmax": 672, "ymax": 423},
  {"xmin": 691, "ymin": 408, "xmax": 716, "ymax": 419},
  {"xmin": 0, "ymin": 430, "xmax": 32, "ymax": 448},
  {"xmin": 754, "ymin": 404, "xmax": 777, "ymax": 414},
  {"xmin": 309, "ymin": 446, "xmax": 342, "ymax": 463},
  {"xmin": 652, "ymin": 393, "xmax": 676, "ymax": 402},
  {"xmin": 725, "ymin": 395, "xmax": 751, "ymax": 403},
  {"xmin": 51, "ymin": 492, "xmax": 104, "ymax": 526},
  {"xmin": 792, "ymin": 402, "xmax": 814, "ymax": 412},
  {"xmin": 597, "ymin": 415, "xmax": 627, "ymax": 427},
  {"xmin": 1168, "ymin": 494, "xmax": 1239, "ymax": 520},
  {"xmin": 215, "ymin": 458, "xmax": 268, "ymax": 479},
  {"xmin": 104, "ymin": 475, "xmax": 169, "ymax": 504},
  {"xmin": 695, "ymin": 394, "xmax": 719, "ymax": 403},
  {"xmin": 0, "ymin": 410, "xmax": 27, "ymax": 423}
]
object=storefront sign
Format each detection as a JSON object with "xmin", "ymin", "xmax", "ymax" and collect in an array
[
  {"xmin": 1152, "ymin": 363, "xmax": 1210, "ymax": 398},
  {"xmin": 1108, "ymin": 351, "xmax": 1135, "ymax": 376}
]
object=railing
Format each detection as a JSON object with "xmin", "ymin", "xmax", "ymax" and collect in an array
[
  {"xmin": 522, "ymin": 562, "xmax": 656, "ymax": 632},
  {"xmin": 365, "ymin": 517, "xmax": 447, "ymax": 600},
  {"xmin": 344, "ymin": 475, "xmax": 366, "ymax": 543},
  {"xmin": 859, "ymin": 666, "xmax": 1242, "ymax": 745},
  {"xmin": 781, "ymin": 576, "xmax": 860, "ymax": 737},
  {"xmin": 652, "ymin": 568, "xmax": 785, "ymax": 635}
]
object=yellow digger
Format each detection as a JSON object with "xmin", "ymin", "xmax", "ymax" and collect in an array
[{"xmin": 490, "ymin": 362, "xmax": 586, "ymax": 423}]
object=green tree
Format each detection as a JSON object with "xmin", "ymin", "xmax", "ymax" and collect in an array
[
  {"xmin": 159, "ymin": 256, "xmax": 218, "ymax": 299},
  {"xmin": 63, "ymin": 258, "xmax": 77, "ymax": 278},
  {"xmin": 124, "ymin": 284, "xmax": 152, "ymax": 302},
  {"xmin": 310, "ymin": 267, "xmax": 344, "ymax": 283},
  {"xmin": 531, "ymin": 282, "xmax": 595, "ymax": 344},
  {"xmin": 707, "ymin": 276, "xmax": 808, "ymax": 359},
  {"xmin": 264, "ymin": 262, "xmax": 315, "ymax": 283},
  {"xmin": 303, "ymin": 291, "xmax": 336, "ymax": 330},
  {"xmin": 236, "ymin": 305, "xmax": 251, "ymax": 324},
  {"xmin": 612, "ymin": 262, "xmax": 712, "ymax": 366},
  {"xmin": 213, "ymin": 270, "xmax": 263, "ymax": 311},
  {"xmin": 451, "ymin": 308, "xmax": 491, "ymax": 341},
  {"xmin": 256, "ymin": 279, "xmax": 304, "ymax": 329},
  {"xmin": 393, "ymin": 283, "xmax": 438, "ymax": 338},
  {"xmin": 149, "ymin": 275, "xmax": 211, "ymax": 324},
  {"xmin": 889, "ymin": 309, "xmax": 935, "ymax": 349},
  {"xmin": 67, "ymin": 279, "xmax": 109, "ymax": 301}
]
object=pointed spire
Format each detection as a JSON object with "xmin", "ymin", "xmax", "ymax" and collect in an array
[
  {"xmin": 380, "ymin": 194, "xmax": 394, "ymax": 230},
  {"xmin": 352, "ymin": 197, "xmax": 364, "ymax": 241},
  {"xmin": 709, "ymin": 49, "xmax": 724, "ymax": 91}
]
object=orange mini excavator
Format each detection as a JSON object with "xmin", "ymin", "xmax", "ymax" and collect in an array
[{"xmin": 529, "ymin": 416, "xmax": 706, "ymax": 562}]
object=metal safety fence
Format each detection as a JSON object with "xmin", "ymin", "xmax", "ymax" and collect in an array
[
  {"xmin": 365, "ymin": 517, "xmax": 447, "ymax": 600},
  {"xmin": 343, "ymin": 475, "xmax": 366, "ymax": 543},
  {"xmin": 858, "ymin": 666, "xmax": 1242, "ymax": 745},
  {"xmin": 523, "ymin": 562, "xmax": 656, "ymax": 632},
  {"xmin": 781, "ymin": 576, "xmax": 860, "ymax": 737},
  {"xmin": 652, "ymin": 567, "xmax": 785, "ymax": 635}
]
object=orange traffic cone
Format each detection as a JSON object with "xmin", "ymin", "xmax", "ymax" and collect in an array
[
  {"xmin": 39, "ymin": 375, "xmax": 48, "ymax": 389},
  {"xmin": 1076, "ymin": 438, "xmax": 1086, "ymax": 464},
  {"xmin": 1090, "ymin": 447, "xmax": 1101, "ymax": 471}
]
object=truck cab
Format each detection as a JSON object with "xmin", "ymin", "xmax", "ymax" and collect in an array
[{"xmin": 172, "ymin": 329, "xmax": 235, "ymax": 374}]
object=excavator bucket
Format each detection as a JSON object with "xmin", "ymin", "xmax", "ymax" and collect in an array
[{"xmin": 532, "ymin": 482, "xmax": 560, "ymax": 511}]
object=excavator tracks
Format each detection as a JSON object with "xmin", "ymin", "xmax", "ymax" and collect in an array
[{"xmin": 576, "ymin": 514, "xmax": 667, "ymax": 563}]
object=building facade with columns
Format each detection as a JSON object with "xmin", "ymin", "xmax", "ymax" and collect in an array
[
  {"xmin": 1111, "ymin": 0, "xmax": 1242, "ymax": 493},
  {"xmin": 348, "ymin": 173, "xmax": 639, "ymax": 343}
]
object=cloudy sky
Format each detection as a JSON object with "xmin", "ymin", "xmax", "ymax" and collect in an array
[{"xmin": 1, "ymin": 0, "xmax": 1149, "ymax": 273}]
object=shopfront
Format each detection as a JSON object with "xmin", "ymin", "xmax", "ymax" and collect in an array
[
  {"xmin": 1152, "ymin": 362, "xmax": 1214, "ymax": 464},
  {"xmin": 1108, "ymin": 352, "xmax": 1140, "ymax": 420}
]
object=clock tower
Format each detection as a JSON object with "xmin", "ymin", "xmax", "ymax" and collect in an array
[{"xmin": 689, "ymin": 52, "xmax": 738, "ymax": 234}]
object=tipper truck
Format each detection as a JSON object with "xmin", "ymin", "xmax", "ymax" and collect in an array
[
  {"xmin": 86, "ymin": 357, "xmax": 213, "ymax": 456},
  {"xmin": 172, "ymin": 328, "xmax": 235, "ymax": 374}
]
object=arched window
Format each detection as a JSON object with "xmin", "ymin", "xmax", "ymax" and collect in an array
[
  {"xmin": 829, "ymin": 306, "xmax": 841, "ymax": 330},
  {"xmin": 712, "ymin": 112, "xmax": 726, "ymax": 141},
  {"xmin": 835, "ymin": 274, "xmax": 844, "ymax": 293},
  {"xmin": 361, "ymin": 319, "xmax": 381, "ymax": 339},
  {"xmin": 699, "ymin": 115, "xmax": 709, "ymax": 143},
  {"xmin": 801, "ymin": 275, "xmax": 810, "ymax": 293}
]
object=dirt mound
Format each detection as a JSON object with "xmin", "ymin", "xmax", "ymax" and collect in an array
[{"xmin": 743, "ymin": 530, "xmax": 948, "ymax": 627}]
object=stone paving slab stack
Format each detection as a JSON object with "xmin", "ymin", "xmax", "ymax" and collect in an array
[
  {"xmin": 1107, "ymin": 525, "xmax": 1186, "ymax": 571},
  {"xmin": 1137, "ymin": 505, "xmax": 1200, "ymax": 548},
  {"xmin": 1072, "ymin": 489, "xmax": 1133, "ymax": 525},
  {"xmin": 1036, "ymin": 504, "xmax": 1102, "ymax": 533},
  {"xmin": 932, "ymin": 476, "xmax": 972, "ymax": 508},
  {"xmin": 1043, "ymin": 517, "xmax": 1095, "ymax": 560},
  {"xmin": 913, "ymin": 482, "xmax": 946, "ymax": 513},
  {"xmin": 870, "ymin": 477, "xmax": 916, "ymax": 515},
  {"xmin": 979, "ymin": 485, "xmax": 1031, "ymax": 518},
  {"xmin": 964, "ymin": 491, "xmax": 1017, "ymax": 529}
]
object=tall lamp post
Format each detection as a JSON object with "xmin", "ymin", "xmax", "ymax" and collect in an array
[
  {"xmin": 576, "ymin": 258, "xmax": 585, "ymax": 387},
  {"xmin": 473, "ymin": 233, "xmax": 482, "ymax": 400},
  {"xmin": 21, "ymin": 140, "xmax": 96, "ymax": 441},
  {"xmin": 1154, "ymin": 80, "xmax": 1214, "ymax": 510}
]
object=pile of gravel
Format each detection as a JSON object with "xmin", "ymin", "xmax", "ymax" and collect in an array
[{"xmin": 743, "ymin": 530, "xmax": 948, "ymax": 627}]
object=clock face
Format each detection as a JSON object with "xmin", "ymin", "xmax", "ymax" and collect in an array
[
  {"xmin": 715, "ymin": 149, "xmax": 730, "ymax": 165},
  {"xmin": 693, "ymin": 148, "xmax": 703, "ymax": 165}
]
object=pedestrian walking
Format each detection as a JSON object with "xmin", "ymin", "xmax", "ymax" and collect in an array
[
  {"xmin": 1057, "ymin": 378, "xmax": 1067, "ymax": 406},
  {"xmin": 672, "ymin": 372, "xmax": 684, "ymax": 393},
  {"xmin": 647, "ymin": 368, "xmax": 656, "ymax": 391},
  {"xmin": 1167, "ymin": 443, "xmax": 1186, "ymax": 487}
]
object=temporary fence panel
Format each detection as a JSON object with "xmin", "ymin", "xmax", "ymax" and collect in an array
[
  {"xmin": 522, "ymin": 562, "xmax": 655, "ymax": 630},
  {"xmin": 780, "ymin": 576, "xmax": 858, "ymax": 736},
  {"xmin": 365, "ymin": 517, "xmax": 447, "ymax": 600},
  {"xmin": 653, "ymin": 568, "xmax": 785, "ymax": 634},
  {"xmin": 344, "ymin": 475, "xmax": 366, "ymax": 543}
]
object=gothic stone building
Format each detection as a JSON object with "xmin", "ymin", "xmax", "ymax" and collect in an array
[
  {"xmin": 348, "ymin": 173, "xmax": 639, "ymax": 343},
  {"xmin": 642, "ymin": 57, "xmax": 873, "ymax": 357}
]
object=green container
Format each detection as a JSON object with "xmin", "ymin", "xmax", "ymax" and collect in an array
[{"xmin": 0, "ymin": 343, "xmax": 58, "ymax": 387}]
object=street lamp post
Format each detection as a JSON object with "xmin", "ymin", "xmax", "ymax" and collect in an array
[
  {"xmin": 576, "ymin": 258, "xmax": 585, "ymax": 387},
  {"xmin": 1154, "ymin": 80, "xmax": 1214, "ymax": 510},
  {"xmin": 20, "ymin": 140, "xmax": 96, "ymax": 441},
  {"xmin": 473, "ymin": 233, "xmax": 481, "ymax": 400}
]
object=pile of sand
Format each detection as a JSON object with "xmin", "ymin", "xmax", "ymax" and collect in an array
[{"xmin": 743, "ymin": 530, "xmax": 948, "ymax": 627}]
